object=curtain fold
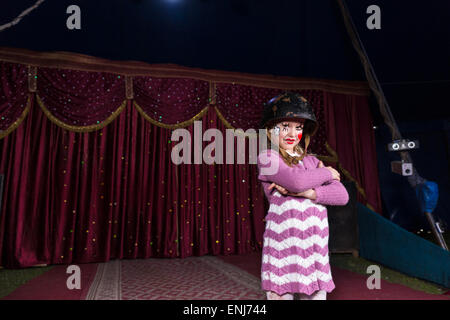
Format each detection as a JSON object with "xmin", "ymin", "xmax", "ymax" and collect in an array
[
  {"xmin": 323, "ymin": 91, "xmax": 382, "ymax": 213},
  {"xmin": 0, "ymin": 98, "xmax": 267, "ymax": 267}
]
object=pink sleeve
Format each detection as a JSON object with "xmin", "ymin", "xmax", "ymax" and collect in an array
[
  {"xmin": 308, "ymin": 155, "xmax": 321, "ymax": 168},
  {"xmin": 312, "ymin": 180, "xmax": 349, "ymax": 206},
  {"xmin": 257, "ymin": 150, "xmax": 334, "ymax": 193}
]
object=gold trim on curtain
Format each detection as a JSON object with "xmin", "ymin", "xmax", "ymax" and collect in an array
[
  {"xmin": 214, "ymin": 106, "xmax": 259, "ymax": 139},
  {"xmin": 0, "ymin": 94, "xmax": 32, "ymax": 140},
  {"xmin": 214, "ymin": 106, "xmax": 234, "ymax": 130},
  {"xmin": 36, "ymin": 94, "xmax": 127, "ymax": 133},
  {"xmin": 133, "ymin": 101, "xmax": 210, "ymax": 129}
]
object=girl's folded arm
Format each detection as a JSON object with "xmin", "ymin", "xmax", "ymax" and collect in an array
[
  {"xmin": 257, "ymin": 150, "xmax": 333, "ymax": 193},
  {"xmin": 312, "ymin": 180, "xmax": 349, "ymax": 206}
]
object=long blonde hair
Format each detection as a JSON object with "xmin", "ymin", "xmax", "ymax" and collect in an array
[{"xmin": 266, "ymin": 128, "xmax": 313, "ymax": 166}]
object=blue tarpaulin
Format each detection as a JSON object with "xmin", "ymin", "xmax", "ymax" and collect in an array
[{"xmin": 358, "ymin": 203, "xmax": 450, "ymax": 289}]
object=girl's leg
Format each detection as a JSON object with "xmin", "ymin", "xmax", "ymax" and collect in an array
[
  {"xmin": 298, "ymin": 290, "xmax": 327, "ymax": 300},
  {"xmin": 266, "ymin": 291, "xmax": 294, "ymax": 300}
]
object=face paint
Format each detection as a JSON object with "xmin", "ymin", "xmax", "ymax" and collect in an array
[
  {"xmin": 273, "ymin": 126, "xmax": 280, "ymax": 136},
  {"xmin": 298, "ymin": 133, "xmax": 303, "ymax": 141}
]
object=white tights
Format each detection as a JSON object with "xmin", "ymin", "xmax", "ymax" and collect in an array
[{"xmin": 266, "ymin": 290, "xmax": 327, "ymax": 300}]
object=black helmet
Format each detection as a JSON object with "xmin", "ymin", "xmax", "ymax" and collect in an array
[{"xmin": 259, "ymin": 92, "xmax": 318, "ymax": 136}]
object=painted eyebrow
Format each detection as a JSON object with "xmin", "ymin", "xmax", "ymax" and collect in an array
[{"xmin": 281, "ymin": 123, "xmax": 303, "ymax": 127}]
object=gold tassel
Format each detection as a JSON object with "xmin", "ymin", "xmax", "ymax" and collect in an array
[
  {"xmin": 125, "ymin": 76, "xmax": 134, "ymax": 100},
  {"xmin": 209, "ymin": 81, "xmax": 216, "ymax": 105},
  {"xmin": 28, "ymin": 65, "xmax": 37, "ymax": 92}
]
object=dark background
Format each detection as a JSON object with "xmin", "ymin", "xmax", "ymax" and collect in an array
[{"xmin": 0, "ymin": 0, "xmax": 449, "ymax": 232}]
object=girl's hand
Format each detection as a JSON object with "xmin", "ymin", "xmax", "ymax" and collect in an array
[
  {"xmin": 288, "ymin": 189, "xmax": 317, "ymax": 200},
  {"xmin": 301, "ymin": 189, "xmax": 317, "ymax": 200},
  {"xmin": 268, "ymin": 182, "xmax": 289, "ymax": 195},
  {"xmin": 318, "ymin": 160, "xmax": 340, "ymax": 181},
  {"xmin": 269, "ymin": 183, "xmax": 317, "ymax": 199},
  {"xmin": 326, "ymin": 166, "xmax": 341, "ymax": 181}
]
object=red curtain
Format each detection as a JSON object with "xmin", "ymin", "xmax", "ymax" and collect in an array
[
  {"xmin": 0, "ymin": 60, "xmax": 381, "ymax": 268},
  {"xmin": 323, "ymin": 92, "xmax": 382, "ymax": 214}
]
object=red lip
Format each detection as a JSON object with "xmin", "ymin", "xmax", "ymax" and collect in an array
[{"xmin": 285, "ymin": 139, "xmax": 295, "ymax": 144}]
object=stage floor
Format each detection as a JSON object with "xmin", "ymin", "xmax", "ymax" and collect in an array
[{"xmin": 1, "ymin": 252, "xmax": 449, "ymax": 300}]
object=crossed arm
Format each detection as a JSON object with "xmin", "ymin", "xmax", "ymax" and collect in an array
[
  {"xmin": 269, "ymin": 182, "xmax": 318, "ymax": 199},
  {"xmin": 265, "ymin": 160, "xmax": 349, "ymax": 206},
  {"xmin": 268, "ymin": 160, "xmax": 331, "ymax": 200}
]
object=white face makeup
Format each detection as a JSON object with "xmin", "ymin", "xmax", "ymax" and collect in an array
[
  {"xmin": 271, "ymin": 120, "xmax": 305, "ymax": 152},
  {"xmin": 273, "ymin": 126, "xmax": 280, "ymax": 136}
]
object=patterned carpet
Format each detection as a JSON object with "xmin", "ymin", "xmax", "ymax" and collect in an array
[
  {"xmin": 3, "ymin": 253, "xmax": 449, "ymax": 300},
  {"xmin": 86, "ymin": 256, "xmax": 265, "ymax": 300}
]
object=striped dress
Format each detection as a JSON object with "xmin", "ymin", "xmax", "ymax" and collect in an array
[{"xmin": 257, "ymin": 149, "xmax": 349, "ymax": 296}]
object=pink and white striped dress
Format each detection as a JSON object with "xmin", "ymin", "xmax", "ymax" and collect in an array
[{"xmin": 257, "ymin": 150, "xmax": 349, "ymax": 296}]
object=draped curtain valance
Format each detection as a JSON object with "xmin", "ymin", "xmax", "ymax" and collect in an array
[
  {"xmin": 0, "ymin": 50, "xmax": 377, "ymax": 204},
  {"xmin": 0, "ymin": 61, "xmax": 347, "ymax": 167}
]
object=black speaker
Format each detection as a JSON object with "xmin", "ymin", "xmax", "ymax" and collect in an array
[{"xmin": 327, "ymin": 180, "xmax": 359, "ymax": 256}]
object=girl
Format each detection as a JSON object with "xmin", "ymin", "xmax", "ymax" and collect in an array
[{"xmin": 257, "ymin": 92, "xmax": 349, "ymax": 300}]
